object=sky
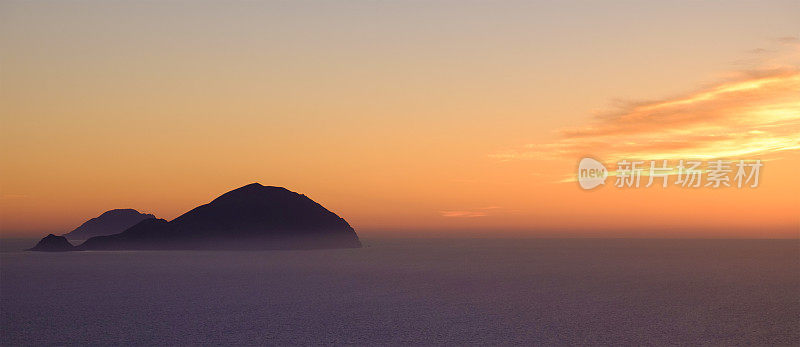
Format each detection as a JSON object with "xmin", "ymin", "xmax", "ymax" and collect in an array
[{"xmin": 1, "ymin": 1, "xmax": 798, "ymax": 238}]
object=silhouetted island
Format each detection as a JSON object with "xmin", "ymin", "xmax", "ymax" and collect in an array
[
  {"xmin": 29, "ymin": 184, "xmax": 361, "ymax": 251},
  {"xmin": 63, "ymin": 208, "xmax": 156, "ymax": 241},
  {"xmin": 27, "ymin": 234, "xmax": 75, "ymax": 252}
]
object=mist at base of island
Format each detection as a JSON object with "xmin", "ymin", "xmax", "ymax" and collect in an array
[{"xmin": 1, "ymin": 238, "xmax": 798, "ymax": 345}]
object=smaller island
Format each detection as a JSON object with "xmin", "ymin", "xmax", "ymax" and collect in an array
[{"xmin": 27, "ymin": 234, "xmax": 75, "ymax": 252}]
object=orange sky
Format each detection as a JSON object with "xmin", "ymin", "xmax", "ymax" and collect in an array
[{"xmin": 1, "ymin": 1, "xmax": 798, "ymax": 238}]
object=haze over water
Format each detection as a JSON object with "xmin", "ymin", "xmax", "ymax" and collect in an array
[{"xmin": 2, "ymin": 238, "xmax": 797, "ymax": 345}]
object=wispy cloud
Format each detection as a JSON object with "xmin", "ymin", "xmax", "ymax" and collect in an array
[
  {"xmin": 439, "ymin": 210, "xmax": 488, "ymax": 218},
  {"xmin": 439, "ymin": 206, "xmax": 502, "ymax": 218},
  {"xmin": 0, "ymin": 194, "xmax": 29, "ymax": 200},
  {"xmin": 493, "ymin": 67, "xmax": 800, "ymax": 162}
]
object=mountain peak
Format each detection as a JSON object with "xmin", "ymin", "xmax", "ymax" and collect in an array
[
  {"xmin": 99, "ymin": 208, "xmax": 149, "ymax": 217},
  {"xmin": 226, "ymin": 183, "xmax": 291, "ymax": 194},
  {"xmin": 63, "ymin": 209, "xmax": 157, "ymax": 240},
  {"xmin": 102, "ymin": 208, "xmax": 141, "ymax": 213},
  {"xmin": 211, "ymin": 184, "xmax": 294, "ymax": 203}
]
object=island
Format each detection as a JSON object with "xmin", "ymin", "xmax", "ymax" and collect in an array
[{"xmin": 28, "ymin": 183, "xmax": 361, "ymax": 251}]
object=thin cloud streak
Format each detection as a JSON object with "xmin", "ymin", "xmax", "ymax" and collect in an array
[
  {"xmin": 439, "ymin": 211, "xmax": 488, "ymax": 218},
  {"xmin": 439, "ymin": 206, "xmax": 504, "ymax": 218}
]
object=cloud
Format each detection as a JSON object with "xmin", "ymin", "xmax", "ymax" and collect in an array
[
  {"xmin": 439, "ymin": 210, "xmax": 488, "ymax": 218},
  {"xmin": 748, "ymin": 48, "xmax": 769, "ymax": 54},
  {"xmin": 439, "ymin": 206, "xmax": 503, "ymax": 218},
  {"xmin": 492, "ymin": 68, "xmax": 800, "ymax": 162},
  {"xmin": 0, "ymin": 194, "xmax": 29, "ymax": 200}
]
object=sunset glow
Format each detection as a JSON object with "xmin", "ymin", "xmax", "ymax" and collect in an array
[{"xmin": 1, "ymin": 1, "xmax": 798, "ymax": 238}]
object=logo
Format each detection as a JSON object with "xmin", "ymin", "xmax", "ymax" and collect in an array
[
  {"xmin": 575, "ymin": 157, "xmax": 762, "ymax": 190},
  {"xmin": 577, "ymin": 157, "xmax": 608, "ymax": 190}
]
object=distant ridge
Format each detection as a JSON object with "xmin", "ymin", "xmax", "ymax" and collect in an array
[
  {"xmin": 30, "ymin": 183, "xmax": 361, "ymax": 251},
  {"xmin": 63, "ymin": 209, "xmax": 156, "ymax": 241}
]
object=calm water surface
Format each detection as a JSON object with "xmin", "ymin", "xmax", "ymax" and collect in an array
[{"xmin": 1, "ymin": 238, "xmax": 798, "ymax": 345}]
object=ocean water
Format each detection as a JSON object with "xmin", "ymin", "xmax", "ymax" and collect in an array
[{"xmin": 1, "ymin": 238, "xmax": 798, "ymax": 345}]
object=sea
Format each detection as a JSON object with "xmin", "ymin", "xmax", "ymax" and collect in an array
[{"xmin": 1, "ymin": 238, "xmax": 798, "ymax": 345}]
